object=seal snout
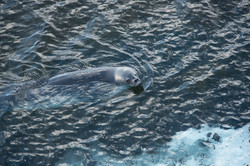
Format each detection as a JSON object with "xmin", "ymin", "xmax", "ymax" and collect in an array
[
  {"xmin": 134, "ymin": 78, "xmax": 139, "ymax": 83},
  {"xmin": 133, "ymin": 77, "xmax": 141, "ymax": 86}
]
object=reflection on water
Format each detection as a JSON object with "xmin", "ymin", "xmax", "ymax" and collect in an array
[
  {"xmin": 129, "ymin": 84, "xmax": 144, "ymax": 95},
  {"xmin": 0, "ymin": 0, "xmax": 249, "ymax": 165}
]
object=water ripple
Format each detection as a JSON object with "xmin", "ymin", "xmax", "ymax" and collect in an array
[{"xmin": 0, "ymin": 0, "xmax": 249, "ymax": 165}]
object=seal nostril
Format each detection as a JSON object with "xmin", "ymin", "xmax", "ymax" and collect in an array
[{"xmin": 134, "ymin": 78, "xmax": 139, "ymax": 83}]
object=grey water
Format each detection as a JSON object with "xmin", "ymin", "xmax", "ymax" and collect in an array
[{"xmin": 0, "ymin": 0, "xmax": 249, "ymax": 165}]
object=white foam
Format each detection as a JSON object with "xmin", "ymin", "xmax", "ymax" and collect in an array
[
  {"xmin": 56, "ymin": 123, "xmax": 250, "ymax": 166},
  {"xmin": 158, "ymin": 124, "xmax": 250, "ymax": 166}
]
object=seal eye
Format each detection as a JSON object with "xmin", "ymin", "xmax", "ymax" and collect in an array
[{"xmin": 126, "ymin": 79, "xmax": 131, "ymax": 84}]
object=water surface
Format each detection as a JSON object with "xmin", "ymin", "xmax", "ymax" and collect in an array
[{"xmin": 0, "ymin": 0, "xmax": 249, "ymax": 165}]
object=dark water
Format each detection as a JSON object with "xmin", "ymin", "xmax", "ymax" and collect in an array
[{"xmin": 0, "ymin": 0, "xmax": 249, "ymax": 165}]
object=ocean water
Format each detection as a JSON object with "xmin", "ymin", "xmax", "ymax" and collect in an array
[{"xmin": 0, "ymin": 0, "xmax": 249, "ymax": 165}]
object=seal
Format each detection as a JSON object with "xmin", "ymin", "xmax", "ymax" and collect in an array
[{"xmin": 47, "ymin": 67, "xmax": 141, "ymax": 87}]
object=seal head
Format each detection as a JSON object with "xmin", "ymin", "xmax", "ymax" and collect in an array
[{"xmin": 114, "ymin": 67, "xmax": 141, "ymax": 87}]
